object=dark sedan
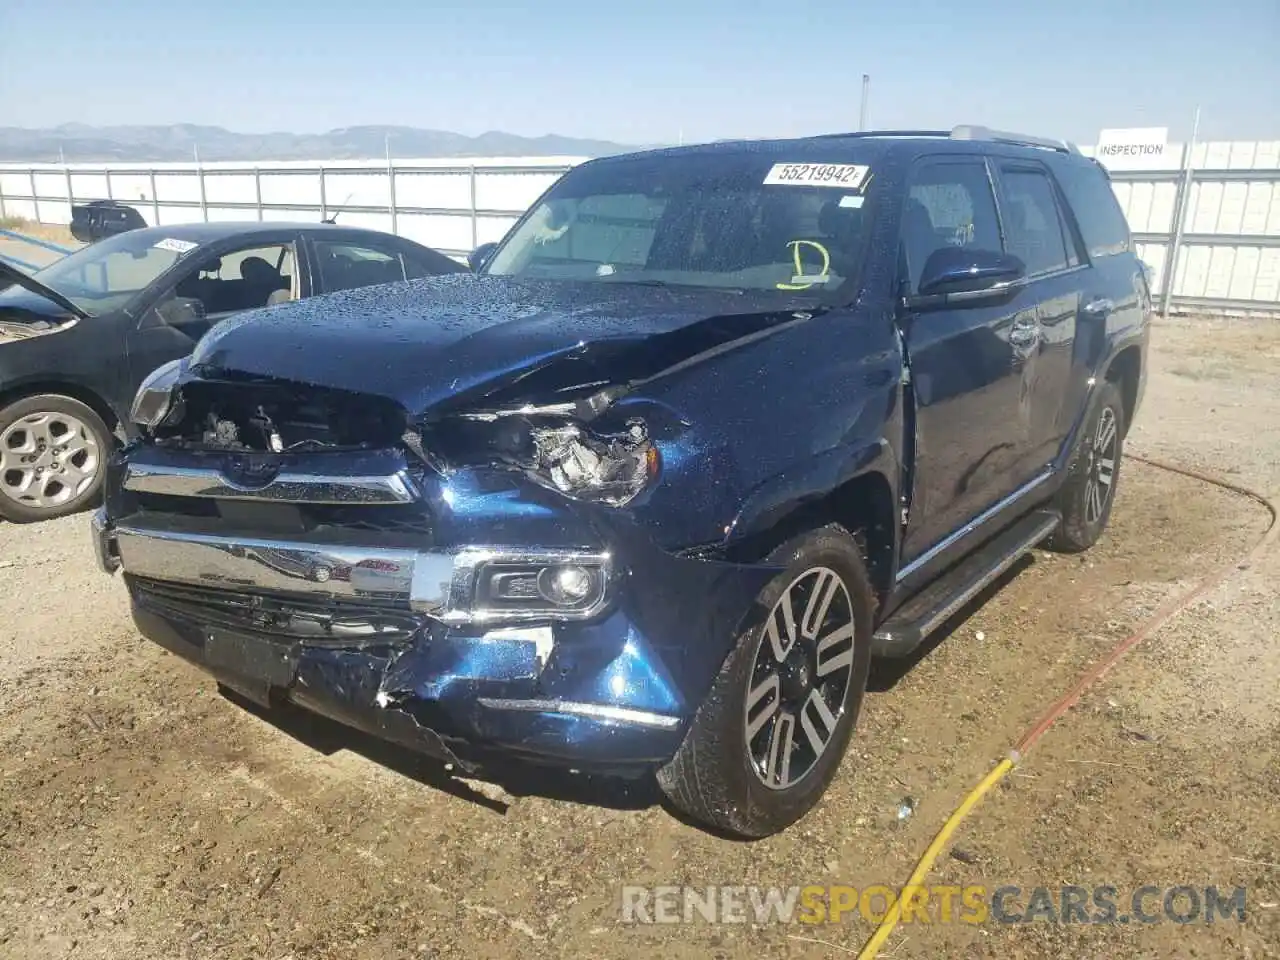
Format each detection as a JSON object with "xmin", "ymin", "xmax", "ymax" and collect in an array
[{"xmin": 0, "ymin": 221, "xmax": 467, "ymax": 522}]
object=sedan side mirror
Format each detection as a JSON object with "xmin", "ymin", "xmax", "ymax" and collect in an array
[
  {"xmin": 468, "ymin": 242, "xmax": 498, "ymax": 273},
  {"xmin": 910, "ymin": 247, "xmax": 1026, "ymax": 309},
  {"xmin": 155, "ymin": 296, "xmax": 207, "ymax": 328}
]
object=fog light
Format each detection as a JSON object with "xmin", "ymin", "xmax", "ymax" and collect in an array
[
  {"xmin": 537, "ymin": 564, "xmax": 594, "ymax": 606},
  {"xmin": 472, "ymin": 555, "xmax": 610, "ymax": 620}
]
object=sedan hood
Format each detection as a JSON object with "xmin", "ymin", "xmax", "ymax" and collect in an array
[
  {"xmin": 191, "ymin": 274, "xmax": 812, "ymax": 417},
  {"xmin": 0, "ymin": 258, "xmax": 89, "ymax": 321}
]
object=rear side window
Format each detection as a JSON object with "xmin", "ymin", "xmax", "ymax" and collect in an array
[
  {"xmin": 402, "ymin": 244, "xmax": 468, "ymax": 279},
  {"xmin": 1054, "ymin": 162, "xmax": 1132, "ymax": 258},
  {"xmin": 314, "ymin": 240, "xmax": 407, "ymax": 293},
  {"xmin": 996, "ymin": 168, "xmax": 1073, "ymax": 276}
]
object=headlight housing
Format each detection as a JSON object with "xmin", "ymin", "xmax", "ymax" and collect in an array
[
  {"xmin": 529, "ymin": 418, "xmax": 659, "ymax": 506},
  {"xmin": 471, "ymin": 553, "xmax": 611, "ymax": 619},
  {"xmin": 130, "ymin": 357, "xmax": 188, "ymax": 430}
]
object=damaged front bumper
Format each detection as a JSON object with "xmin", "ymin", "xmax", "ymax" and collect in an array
[{"xmin": 92, "ymin": 449, "xmax": 778, "ymax": 776}]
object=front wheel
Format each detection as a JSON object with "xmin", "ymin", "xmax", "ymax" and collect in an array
[
  {"xmin": 656, "ymin": 524, "xmax": 874, "ymax": 838},
  {"xmin": 0, "ymin": 394, "xmax": 112, "ymax": 523}
]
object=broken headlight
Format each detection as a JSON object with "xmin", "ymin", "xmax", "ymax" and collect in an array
[
  {"xmin": 130, "ymin": 357, "xmax": 187, "ymax": 430},
  {"xmin": 529, "ymin": 419, "xmax": 659, "ymax": 506}
]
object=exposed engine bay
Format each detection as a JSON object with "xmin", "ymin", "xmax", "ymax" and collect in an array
[
  {"xmin": 145, "ymin": 370, "xmax": 661, "ymax": 508},
  {"xmin": 150, "ymin": 377, "xmax": 409, "ymax": 453}
]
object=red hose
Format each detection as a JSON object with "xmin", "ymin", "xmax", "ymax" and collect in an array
[
  {"xmin": 1014, "ymin": 453, "xmax": 1278, "ymax": 755},
  {"xmin": 858, "ymin": 454, "xmax": 1278, "ymax": 958}
]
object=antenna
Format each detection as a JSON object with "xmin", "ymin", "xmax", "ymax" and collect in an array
[
  {"xmin": 859, "ymin": 75, "xmax": 870, "ymax": 131},
  {"xmin": 322, "ymin": 192, "xmax": 354, "ymax": 224}
]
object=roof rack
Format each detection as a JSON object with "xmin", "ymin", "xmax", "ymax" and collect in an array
[
  {"xmin": 812, "ymin": 130, "xmax": 951, "ymax": 141},
  {"xmin": 949, "ymin": 125, "xmax": 1081, "ymax": 155}
]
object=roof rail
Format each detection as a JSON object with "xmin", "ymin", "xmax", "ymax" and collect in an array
[
  {"xmin": 949, "ymin": 125, "xmax": 1081, "ymax": 155},
  {"xmin": 812, "ymin": 130, "xmax": 951, "ymax": 141}
]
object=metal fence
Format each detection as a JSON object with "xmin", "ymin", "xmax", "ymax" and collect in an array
[
  {"xmin": 0, "ymin": 158, "xmax": 578, "ymax": 262},
  {"xmin": 2, "ymin": 143, "xmax": 1279, "ymax": 314},
  {"xmin": 1081, "ymin": 139, "xmax": 1280, "ymax": 316}
]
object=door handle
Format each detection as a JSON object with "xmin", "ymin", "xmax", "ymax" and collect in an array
[{"xmin": 1082, "ymin": 297, "xmax": 1115, "ymax": 317}]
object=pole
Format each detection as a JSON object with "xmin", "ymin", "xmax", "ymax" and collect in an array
[
  {"xmin": 386, "ymin": 135, "xmax": 398, "ymax": 236},
  {"xmin": 1161, "ymin": 106, "xmax": 1201, "ymax": 316},
  {"xmin": 468, "ymin": 165, "xmax": 478, "ymax": 249},
  {"xmin": 859, "ymin": 74, "xmax": 870, "ymax": 130},
  {"xmin": 194, "ymin": 142, "xmax": 209, "ymax": 222}
]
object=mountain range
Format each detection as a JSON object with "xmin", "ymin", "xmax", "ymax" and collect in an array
[{"xmin": 0, "ymin": 124, "xmax": 640, "ymax": 162}]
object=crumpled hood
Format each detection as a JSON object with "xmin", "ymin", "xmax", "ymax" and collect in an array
[{"xmin": 190, "ymin": 274, "xmax": 811, "ymax": 416}]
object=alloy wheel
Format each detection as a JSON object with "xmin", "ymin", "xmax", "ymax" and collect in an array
[
  {"xmin": 0, "ymin": 411, "xmax": 102, "ymax": 512},
  {"xmin": 1085, "ymin": 406, "xmax": 1119, "ymax": 525},
  {"xmin": 744, "ymin": 566, "xmax": 858, "ymax": 790}
]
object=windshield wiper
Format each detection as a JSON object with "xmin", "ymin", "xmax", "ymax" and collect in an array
[{"xmin": 598, "ymin": 277, "xmax": 748, "ymax": 294}]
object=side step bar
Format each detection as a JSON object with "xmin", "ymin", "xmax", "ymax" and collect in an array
[{"xmin": 873, "ymin": 509, "xmax": 1061, "ymax": 658}]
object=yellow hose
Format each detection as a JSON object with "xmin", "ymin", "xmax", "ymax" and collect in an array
[
  {"xmin": 855, "ymin": 755, "xmax": 1016, "ymax": 959},
  {"xmin": 855, "ymin": 455, "xmax": 1277, "ymax": 958}
]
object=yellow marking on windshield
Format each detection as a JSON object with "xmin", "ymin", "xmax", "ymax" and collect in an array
[{"xmin": 776, "ymin": 239, "xmax": 831, "ymax": 290}]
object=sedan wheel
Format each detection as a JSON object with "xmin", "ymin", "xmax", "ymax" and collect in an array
[{"xmin": 0, "ymin": 395, "xmax": 112, "ymax": 523}]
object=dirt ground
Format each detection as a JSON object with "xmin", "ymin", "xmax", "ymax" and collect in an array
[
  {"xmin": 0, "ymin": 315, "xmax": 1277, "ymax": 959},
  {"xmin": 0, "ymin": 221, "xmax": 77, "ymax": 270}
]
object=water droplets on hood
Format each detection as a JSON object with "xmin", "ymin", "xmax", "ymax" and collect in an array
[{"xmin": 188, "ymin": 272, "xmax": 809, "ymax": 417}]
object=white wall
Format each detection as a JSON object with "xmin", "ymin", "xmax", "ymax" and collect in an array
[
  {"xmin": 0, "ymin": 156, "xmax": 583, "ymax": 259},
  {"xmin": 3, "ymin": 143, "xmax": 1279, "ymax": 310}
]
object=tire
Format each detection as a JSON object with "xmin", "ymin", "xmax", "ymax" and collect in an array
[
  {"xmin": 1047, "ymin": 379, "xmax": 1125, "ymax": 554},
  {"xmin": 0, "ymin": 394, "xmax": 113, "ymax": 523},
  {"xmin": 656, "ymin": 524, "xmax": 874, "ymax": 838}
]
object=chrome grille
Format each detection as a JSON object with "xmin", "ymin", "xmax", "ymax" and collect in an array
[{"xmin": 130, "ymin": 576, "xmax": 422, "ymax": 646}]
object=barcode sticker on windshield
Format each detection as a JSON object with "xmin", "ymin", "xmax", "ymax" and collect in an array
[
  {"xmin": 764, "ymin": 163, "xmax": 870, "ymax": 189},
  {"xmin": 154, "ymin": 238, "xmax": 198, "ymax": 254}
]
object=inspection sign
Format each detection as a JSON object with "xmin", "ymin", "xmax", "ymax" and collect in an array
[{"xmin": 1094, "ymin": 128, "xmax": 1181, "ymax": 171}]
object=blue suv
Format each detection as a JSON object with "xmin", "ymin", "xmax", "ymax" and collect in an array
[{"xmin": 93, "ymin": 126, "xmax": 1150, "ymax": 837}]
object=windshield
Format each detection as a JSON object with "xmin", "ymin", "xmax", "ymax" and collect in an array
[
  {"xmin": 8, "ymin": 231, "xmax": 200, "ymax": 316},
  {"xmin": 485, "ymin": 153, "xmax": 878, "ymax": 299}
]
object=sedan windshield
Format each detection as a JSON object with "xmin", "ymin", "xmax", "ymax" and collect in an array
[
  {"xmin": 14, "ymin": 231, "xmax": 199, "ymax": 315},
  {"xmin": 485, "ymin": 152, "xmax": 878, "ymax": 299}
]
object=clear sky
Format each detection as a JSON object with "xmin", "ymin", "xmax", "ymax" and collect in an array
[{"xmin": 2, "ymin": 0, "xmax": 1277, "ymax": 145}]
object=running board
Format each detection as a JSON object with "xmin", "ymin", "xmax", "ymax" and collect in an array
[{"xmin": 873, "ymin": 509, "xmax": 1061, "ymax": 658}]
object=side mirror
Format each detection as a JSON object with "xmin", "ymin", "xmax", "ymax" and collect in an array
[
  {"xmin": 468, "ymin": 242, "xmax": 498, "ymax": 273},
  {"xmin": 155, "ymin": 296, "xmax": 206, "ymax": 328},
  {"xmin": 912, "ymin": 247, "xmax": 1026, "ymax": 307}
]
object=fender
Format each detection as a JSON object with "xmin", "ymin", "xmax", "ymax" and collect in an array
[
  {"xmin": 0, "ymin": 371, "xmax": 129, "ymax": 431},
  {"xmin": 721, "ymin": 437, "xmax": 900, "ymax": 549}
]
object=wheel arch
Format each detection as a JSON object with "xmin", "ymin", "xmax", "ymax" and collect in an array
[
  {"xmin": 0, "ymin": 379, "xmax": 124, "ymax": 435},
  {"xmin": 1104, "ymin": 344, "xmax": 1142, "ymax": 432},
  {"xmin": 723, "ymin": 449, "xmax": 899, "ymax": 612}
]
